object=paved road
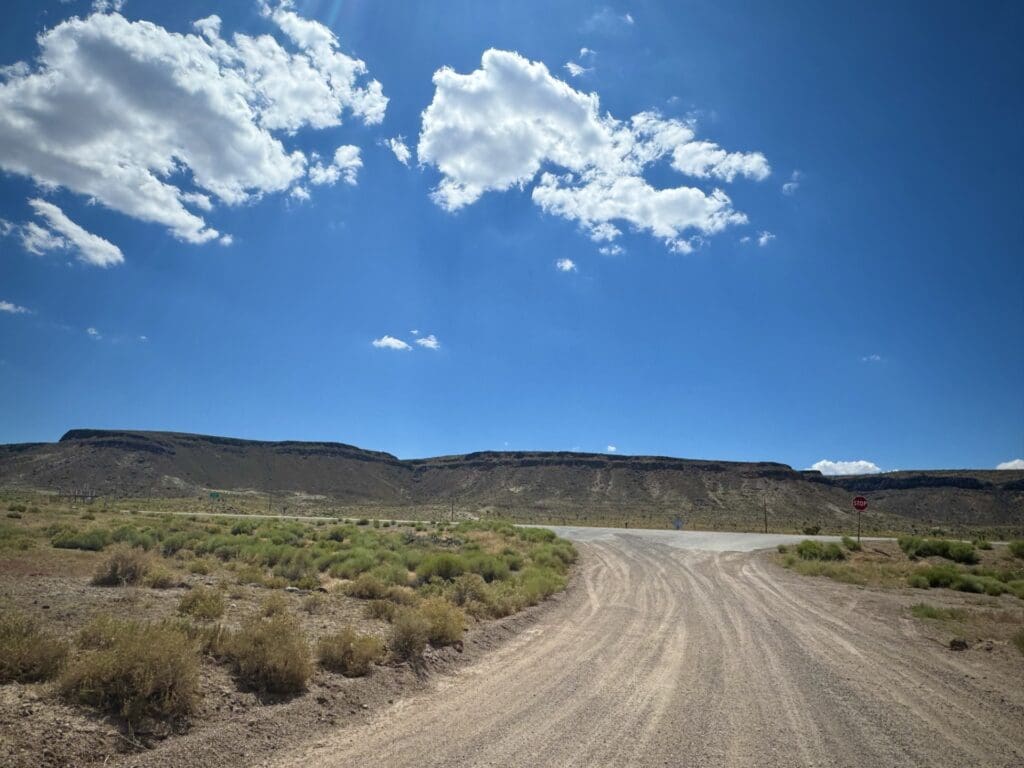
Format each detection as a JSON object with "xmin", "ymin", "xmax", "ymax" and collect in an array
[{"xmin": 271, "ymin": 528, "xmax": 1024, "ymax": 768}]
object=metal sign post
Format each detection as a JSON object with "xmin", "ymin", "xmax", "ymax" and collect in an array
[{"xmin": 853, "ymin": 496, "xmax": 868, "ymax": 543}]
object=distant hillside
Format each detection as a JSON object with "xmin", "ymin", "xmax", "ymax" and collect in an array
[{"xmin": 0, "ymin": 429, "xmax": 1021, "ymax": 535}]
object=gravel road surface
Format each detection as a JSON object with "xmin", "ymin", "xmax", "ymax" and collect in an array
[{"xmin": 269, "ymin": 527, "xmax": 1024, "ymax": 768}]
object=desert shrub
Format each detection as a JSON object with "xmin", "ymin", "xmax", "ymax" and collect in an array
[
  {"xmin": 302, "ymin": 593, "xmax": 327, "ymax": 614},
  {"xmin": 258, "ymin": 592, "xmax": 290, "ymax": 617},
  {"xmin": 389, "ymin": 607, "xmax": 430, "ymax": 661},
  {"xmin": 223, "ymin": 613, "xmax": 312, "ymax": 694},
  {"xmin": 910, "ymin": 603, "xmax": 965, "ymax": 620},
  {"xmin": 841, "ymin": 536, "xmax": 862, "ymax": 552},
  {"xmin": 365, "ymin": 599, "xmax": 398, "ymax": 621},
  {"xmin": 385, "ymin": 585, "xmax": 419, "ymax": 605},
  {"xmin": 7, "ymin": 503, "xmax": 27, "ymax": 513},
  {"xmin": 898, "ymin": 536, "xmax": 978, "ymax": 564},
  {"xmin": 451, "ymin": 573, "xmax": 490, "ymax": 607},
  {"xmin": 795, "ymin": 540, "xmax": 845, "ymax": 561},
  {"xmin": 60, "ymin": 618, "xmax": 200, "ymax": 727},
  {"xmin": 52, "ymin": 528, "xmax": 110, "ymax": 551},
  {"xmin": 317, "ymin": 628, "xmax": 385, "ymax": 676},
  {"xmin": 1014, "ymin": 629, "xmax": 1024, "ymax": 657},
  {"xmin": 1009, "ymin": 541, "xmax": 1024, "ymax": 559},
  {"xmin": 417, "ymin": 553, "xmax": 466, "ymax": 582},
  {"xmin": 465, "ymin": 553, "xmax": 510, "ymax": 583},
  {"xmin": 6, "ymin": 511, "xmax": 21, "ymax": 519},
  {"xmin": 0, "ymin": 610, "xmax": 69, "ymax": 683},
  {"xmin": 908, "ymin": 574, "xmax": 931, "ymax": 589},
  {"xmin": 347, "ymin": 573, "xmax": 389, "ymax": 599},
  {"xmin": 187, "ymin": 558, "xmax": 214, "ymax": 575},
  {"xmin": 91, "ymin": 546, "xmax": 152, "ymax": 586},
  {"xmin": 419, "ymin": 597, "xmax": 465, "ymax": 646},
  {"xmin": 802, "ymin": 525, "xmax": 821, "ymax": 536},
  {"xmin": 177, "ymin": 586, "xmax": 225, "ymax": 622},
  {"xmin": 356, "ymin": 518, "xmax": 370, "ymax": 526},
  {"xmin": 143, "ymin": 563, "xmax": 177, "ymax": 589},
  {"xmin": 1007, "ymin": 580, "xmax": 1024, "ymax": 600},
  {"xmin": 972, "ymin": 539, "xmax": 993, "ymax": 550},
  {"xmin": 776, "ymin": 544, "xmax": 788, "ymax": 554}
]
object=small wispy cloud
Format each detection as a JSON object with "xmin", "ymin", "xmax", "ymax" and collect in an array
[
  {"xmin": 606, "ymin": 444, "xmax": 617, "ymax": 453},
  {"xmin": 583, "ymin": 7, "xmax": 635, "ymax": 32},
  {"xmin": 386, "ymin": 136, "xmax": 411, "ymax": 166},
  {"xmin": 782, "ymin": 170, "xmax": 801, "ymax": 195},
  {"xmin": 996, "ymin": 459, "xmax": 1024, "ymax": 470},
  {"xmin": 757, "ymin": 231, "xmax": 775, "ymax": 247},
  {"xmin": 371, "ymin": 335, "xmax": 411, "ymax": 351},
  {"xmin": 0, "ymin": 300, "xmax": 31, "ymax": 315},
  {"xmin": 86, "ymin": 327, "xmax": 102, "ymax": 340},
  {"xmin": 563, "ymin": 61, "xmax": 591, "ymax": 78},
  {"xmin": 599, "ymin": 244, "xmax": 623, "ymax": 256},
  {"xmin": 555, "ymin": 258, "xmax": 577, "ymax": 272},
  {"xmin": 415, "ymin": 334, "xmax": 440, "ymax": 350},
  {"xmin": 861, "ymin": 354, "xmax": 882, "ymax": 363}
]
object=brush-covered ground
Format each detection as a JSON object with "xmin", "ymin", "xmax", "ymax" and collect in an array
[
  {"xmin": 776, "ymin": 536, "xmax": 1024, "ymax": 657},
  {"xmin": 0, "ymin": 499, "xmax": 576, "ymax": 767}
]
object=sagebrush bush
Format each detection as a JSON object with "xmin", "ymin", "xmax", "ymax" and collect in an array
[
  {"xmin": 898, "ymin": 536, "xmax": 978, "ymax": 564},
  {"xmin": 317, "ymin": 627, "xmax": 385, "ymax": 676},
  {"xmin": 1009, "ymin": 540, "xmax": 1024, "ymax": 559},
  {"xmin": 91, "ymin": 546, "xmax": 152, "ymax": 586},
  {"xmin": 223, "ymin": 613, "xmax": 312, "ymax": 694},
  {"xmin": 258, "ymin": 592, "xmax": 290, "ymax": 617},
  {"xmin": 417, "ymin": 553, "xmax": 466, "ymax": 582},
  {"xmin": 177, "ymin": 586, "xmax": 225, "ymax": 621},
  {"xmin": 365, "ymin": 599, "xmax": 398, "ymax": 621},
  {"xmin": 841, "ymin": 536, "xmax": 861, "ymax": 552},
  {"xmin": 389, "ymin": 607, "xmax": 430, "ymax": 661},
  {"xmin": 347, "ymin": 573, "xmax": 388, "ymax": 599},
  {"xmin": 52, "ymin": 528, "xmax": 110, "ymax": 551},
  {"xmin": 910, "ymin": 603, "xmax": 965, "ymax": 620},
  {"xmin": 61, "ymin": 617, "xmax": 200, "ymax": 727},
  {"xmin": 0, "ymin": 610, "xmax": 69, "ymax": 683},
  {"xmin": 419, "ymin": 597, "xmax": 465, "ymax": 646},
  {"xmin": 795, "ymin": 540, "xmax": 846, "ymax": 562}
]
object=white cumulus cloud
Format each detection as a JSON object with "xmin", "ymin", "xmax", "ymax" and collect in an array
[
  {"xmin": 996, "ymin": 459, "xmax": 1024, "ymax": 470},
  {"xmin": 606, "ymin": 444, "xmax": 617, "ymax": 452},
  {"xmin": 308, "ymin": 145, "xmax": 362, "ymax": 187},
  {"xmin": 386, "ymin": 137, "xmax": 412, "ymax": 166},
  {"xmin": 809, "ymin": 459, "xmax": 882, "ymax": 476},
  {"xmin": 0, "ymin": 300, "xmax": 31, "ymax": 314},
  {"xmin": 26, "ymin": 199, "xmax": 124, "ymax": 267},
  {"xmin": 372, "ymin": 335, "xmax": 411, "ymax": 351},
  {"xmin": 415, "ymin": 334, "xmax": 440, "ymax": 350},
  {"xmin": 555, "ymin": 258, "xmax": 577, "ymax": 272},
  {"xmin": 782, "ymin": 170, "xmax": 801, "ymax": 195},
  {"xmin": 418, "ymin": 50, "xmax": 768, "ymax": 253},
  {"xmin": 0, "ymin": 2, "xmax": 386, "ymax": 255},
  {"xmin": 757, "ymin": 230, "xmax": 775, "ymax": 247}
]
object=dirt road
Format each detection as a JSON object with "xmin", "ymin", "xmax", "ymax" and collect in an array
[{"xmin": 270, "ymin": 528, "xmax": 1024, "ymax": 768}]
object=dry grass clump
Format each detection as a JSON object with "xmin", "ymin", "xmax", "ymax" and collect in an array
[
  {"xmin": 60, "ymin": 616, "xmax": 200, "ymax": 728},
  {"xmin": 91, "ymin": 546, "xmax": 152, "ymax": 586},
  {"xmin": 419, "ymin": 597, "xmax": 465, "ymax": 646},
  {"xmin": 177, "ymin": 586, "xmax": 225, "ymax": 622},
  {"xmin": 346, "ymin": 573, "xmax": 389, "ymax": 599},
  {"xmin": 222, "ymin": 612, "xmax": 312, "ymax": 694},
  {"xmin": 389, "ymin": 607, "xmax": 430, "ymax": 661},
  {"xmin": 317, "ymin": 627, "xmax": 385, "ymax": 676},
  {"xmin": 0, "ymin": 610, "xmax": 69, "ymax": 683},
  {"xmin": 258, "ymin": 592, "xmax": 289, "ymax": 617}
]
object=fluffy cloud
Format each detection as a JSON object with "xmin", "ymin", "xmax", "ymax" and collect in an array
[
  {"xmin": 86, "ymin": 327, "xmax": 102, "ymax": 340},
  {"xmin": 308, "ymin": 145, "xmax": 362, "ymax": 186},
  {"xmin": 564, "ymin": 61, "xmax": 591, "ymax": 78},
  {"xmin": 26, "ymin": 199, "xmax": 124, "ymax": 267},
  {"xmin": 418, "ymin": 50, "xmax": 768, "ymax": 252},
  {"xmin": 386, "ymin": 137, "xmax": 411, "ymax": 166},
  {"xmin": 415, "ymin": 334, "xmax": 440, "ymax": 350},
  {"xmin": 757, "ymin": 231, "xmax": 775, "ymax": 247},
  {"xmin": 0, "ymin": 300, "xmax": 31, "ymax": 314},
  {"xmin": 0, "ymin": 2, "xmax": 385, "ymax": 252},
  {"xmin": 372, "ymin": 335, "xmax": 411, "ymax": 351},
  {"xmin": 555, "ymin": 258, "xmax": 577, "ymax": 272},
  {"xmin": 996, "ymin": 459, "xmax": 1024, "ymax": 470},
  {"xmin": 809, "ymin": 459, "xmax": 882, "ymax": 476},
  {"xmin": 606, "ymin": 444, "xmax": 617, "ymax": 452}
]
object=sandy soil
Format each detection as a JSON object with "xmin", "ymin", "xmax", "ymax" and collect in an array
[{"xmin": 269, "ymin": 529, "xmax": 1024, "ymax": 768}]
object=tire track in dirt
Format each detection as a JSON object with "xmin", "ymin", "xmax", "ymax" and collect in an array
[{"xmin": 269, "ymin": 530, "xmax": 1024, "ymax": 768}]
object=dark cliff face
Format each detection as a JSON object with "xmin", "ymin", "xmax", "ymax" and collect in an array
[{"xmin": 4, "ymin": 430, "xmax": 1023, "ymax": 529}]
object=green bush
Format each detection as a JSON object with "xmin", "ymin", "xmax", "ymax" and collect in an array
[
  {"xmin": 898, "ymin": 536, "xmax": 978, "ymax": 564},
  {"xmin": 365, "ymin": 599, "xmax": 398, "ymax": 621},
  {"xmin": 419, "ymin": 597, "xmax": 465, "ymax": 646},
  {"xmin": 177, "ymin": 586, "xmax": 225, "ymax": 622},
  {"xmin": 389, "ymin": 607, "xmax": 430, "ymax": 661},
  {"xmin": 417, "ymin": 553, "xmax": 466, "ymax": 582},
  {"xmin": 258, "ymin": 593, "xmax": 290, "ymax": 617},
  {"xmin": 795, "ymin": 540, "xmax": 846, "ymax": 561},
  {"xmin": 0, "ymin": 610, "xmax": 68, "ymax": 683},
  {"xmin": 317, "ymin": 628, "xmax": 385, "ymax": 676},
  {"xmin": 1009, "ymin": 541, "xmax": 1024, "ymax": 559},
  {"xmin": 802, "ymin": 525, "xmax": 821, "ymax": 536},
  {"xmin": 776, "ymin": 544, "xmax": 788, "ymax": 554},
  {"xmin": 60, "ymin": 617, "xmax": 200, "ymax": 727},
  {"xmin": 908, "ymin": 574, "xmax": 931, "ymax": 589},
  {"xmin": 223, "ymin": 613, "xmax": 312, "ymax": 694},
  {"xmin": 841, "ymin": 536, "xmax": 861, "ymax": 552},
  {"xmin": 910, "ymin": 603, "xmax": 965, "ymax": 620},
  {"xmin": 346, "ymin": 573, "xmax": 389, "ymax": 599},
  {"xmin": 52, "ymin": 528, "xmax": 110, "ymax": 551}
]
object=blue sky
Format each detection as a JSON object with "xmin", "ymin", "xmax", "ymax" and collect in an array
[{"xmin": 1, "ymin": 0, "xmax": 1021, "ymax": 473}]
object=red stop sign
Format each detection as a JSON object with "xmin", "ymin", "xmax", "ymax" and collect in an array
[{"xmin": 853, "ymin": 496, "xmax": 868, "ymax": 511}]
